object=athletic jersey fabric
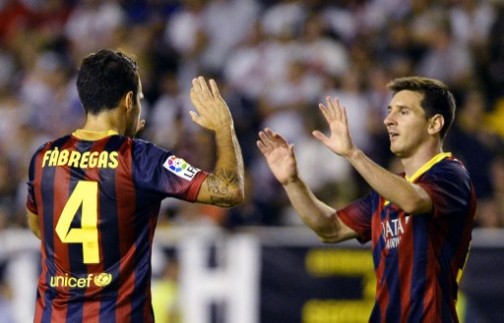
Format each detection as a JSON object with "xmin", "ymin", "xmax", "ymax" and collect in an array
[
  {"xmin": 26, "ymin": 129, "xmax": 208, "ymax": 323},
  {"xmin": 337, "ymin": 153, "xmax": 476, "ymax": 323}
]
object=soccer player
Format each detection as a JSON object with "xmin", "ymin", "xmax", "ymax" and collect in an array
[
  {"xmin": 26, "ymin": 49, "xmax": 244, "ymax": 322},
  {"xmin": 257, "ymin": 77, "xmax": 475, "ymax": 322}
]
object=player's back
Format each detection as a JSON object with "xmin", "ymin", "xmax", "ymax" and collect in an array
[{"xmin": 28, "ymin": 130, "xmax": 159, "ymax": 323}]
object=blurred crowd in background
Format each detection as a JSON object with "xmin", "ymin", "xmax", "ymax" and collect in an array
[{"xmin": 1, "ymin": 0, "xmax": 504, "ymax": 233}]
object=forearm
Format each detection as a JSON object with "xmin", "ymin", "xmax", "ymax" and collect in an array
[
  {"xmin": 346, "ymin": 149, "xmax": 432, "ymax": 214},
  {"xmin": 206, "ymin": 125, "xmax": 244, "ymax": 207},
  {"xmin": 283, "ymin": 177, "xmax": 350, "ymax": 242}
]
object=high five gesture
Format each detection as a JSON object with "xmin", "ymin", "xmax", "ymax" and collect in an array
[{"xmin": 312, "ymin": 97, "xmax": 356, "ymax": 158}]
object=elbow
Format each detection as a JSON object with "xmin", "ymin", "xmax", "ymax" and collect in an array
[
  {"xmin": 318, "ymin": 230, "xmax": 346, "ymax": 244},
  {"xmin": 224, "ymin": 174, "xmax": 245, "ymax": 207},
  {"xmin": 312, "ymin": 225, "xmax": 341, "ymax": 244},
  {"xmin": 319, "ymin": 236, "xmax": 338, "ymax": 244},
  {"xmin": 315, "ymin": 215, "xmax": 354, "ymax": 244},
  {"xmin": 235, "ymin": 187, "xmax": 245, "ymax": 205},
  {"xmin": 212, "ymin": 183, "xmax": 244, "ymax": 208},
  {"xmin": 225, "ymin": 185, "xmax": 245, "ymax": 207},
  {"xmin": 398, "ymin": 185, "xmax": 433, "ymax": 215},
  {"xmin": 400, "ymin": 197, "xmax": 432, "ymax": 215},
  {"xmin": 202, "ymin": 174, "xmax": 244, "ymax": 207}
]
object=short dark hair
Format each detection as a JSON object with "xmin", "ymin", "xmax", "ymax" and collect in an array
[
  {"xmin": 387, "ymin": 76, "xmax": 456, "ymax": 139},
  {"xmin": 77, "ymin": 49, "xmax": 139, "ymax": 114}
]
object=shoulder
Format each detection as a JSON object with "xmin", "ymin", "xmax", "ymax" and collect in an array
[
  {"xmin": 431, "ymin": 157, "xmax": 471, "ymax": 179},
  {"xmin": 31, "ymin": 135, "xmax": 72, "ymax": 156},
  {"xmin": 130, "ymin": 138, "xmax": 171, "ymax": 155},
  {"xmin": 101, "ymin": 136, "xmax": 166, "ymax": 155},
  {"xmin": 420, "ymin": 156, "xmax": 473, "ymax": 190},
  {"xmin": 128, "ymin": 138, "xmax": 178, "ymax": 169}
]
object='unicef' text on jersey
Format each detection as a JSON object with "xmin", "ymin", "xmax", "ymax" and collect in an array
[
  {"xmin": 49, "ymin": 272, "xmax": 113, "ymax": 288},
  {"xmin": 42, "ymin": 147, "xmax": 119, "ymax": 169}
]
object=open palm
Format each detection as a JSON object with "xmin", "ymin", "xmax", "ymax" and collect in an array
[
  {"xmin": 312, "ymin": 96, "xmax": 355, "ymax": 158},
  {"xmin": 189, "ymin": 76, "xmax": 232, "ymax": 131},
  {"xmin": 257, "ymin": 129, "xmax": 298, "ymax": 185}
]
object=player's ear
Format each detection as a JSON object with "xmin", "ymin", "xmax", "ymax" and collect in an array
[
  {"xmin": 427, "ymin": 114, "xmax": 444, "ymax": 136},
  {"xmin": 123, "ymin": 91, "xmax": 134, "ymax": 111}
]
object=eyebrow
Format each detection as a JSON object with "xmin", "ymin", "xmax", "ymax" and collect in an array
[{"xmin": 387, "ymin": 104, "xmax": 410, "ymax": 111}]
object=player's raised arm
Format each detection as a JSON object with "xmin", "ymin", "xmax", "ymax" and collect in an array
[
  {"xmin": 314, "ymin": 96, "xmax": 432, "ymax": 215},
  {"xmin": 189, "ymin": 76, "xmax": 244, "ymax": 207},
  {"xmin": 257, "ymin": 128, "xmax": 357, "ymax": 243}
]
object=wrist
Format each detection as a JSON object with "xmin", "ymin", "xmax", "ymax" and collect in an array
[
  {"xmin": 344, "ymin": 148, "xmax": 362, "ymax": 162},
  {"xmin": 214, "ymin": 123, "xmax": 235, "ymax": 136},
  {"xmin": 282, "ymin": 175, "xmax": 302, "ymax": 188}
]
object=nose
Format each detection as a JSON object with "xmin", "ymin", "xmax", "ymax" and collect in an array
[{"xmin": 383, "ymin": 111, "xmax": 395, "ymax": 127}]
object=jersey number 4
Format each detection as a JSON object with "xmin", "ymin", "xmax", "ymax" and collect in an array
[{"xmin": 55, "ymin": 181, "xmax": 100, "ymax": 264}]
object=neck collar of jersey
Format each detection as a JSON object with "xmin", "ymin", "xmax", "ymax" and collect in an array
[
  {"xmin": 72, "ymin": 129, "xmax": 119, "ymax": 141},
  {"xmin": 405, "ymin": 152, "xmax": 452, "ymax": 183}
]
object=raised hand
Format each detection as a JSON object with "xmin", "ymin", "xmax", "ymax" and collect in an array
[
  {"xmin": 312, "ymin": 96, "xmax": 355, "ymax": 158},
  {"xmin": 257, "ymin": 128, "xmax": 298, "ymax": 185},
  {"xmin": 189, "ymin": 76, "xmax": 233, "ymax": 132}
]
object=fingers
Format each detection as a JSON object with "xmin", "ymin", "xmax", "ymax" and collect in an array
[
  {"xmin": 190, "ymin": 77, "xmax": 224, "ymax": 114},
  {"xmin": 192, "ymin": 77, "xmax": 204, "ymax": 95},
  {"xmin": 341, "ymin": 104, "xmax": 348, "ymax": 125},
  {"xmin": 257, "ymin": 130, "xmax": 273, "ymax": 151},
  {"xmin": 321, "ymin": 96, "xmax": 343, "ymax": 120},
  {"xmin": 256, "ymin": 130, "xmax": 271, "ymax": 157},
  {"xmin": 191, "ymin": 77, "xmax": 202, "ymax": 98},
  {"xmin": 263, "ymin": 128, "xmax": 287, "ymax": 146},
  {"xmin": 256, "ymin": 139, "xmax": 268, "ymax": 155},
  {"xmin": 191, "ymin": 76, "xmax": 216, "ymax": 100},
  {"xmin": 190, "ymin": 87, "xmax": 202, "ymax": 107},
  {"xmin": 257, "ymin": 128, "xmax": 288, "ymax": 150},
  {"xmin": 312, "ymin": 130, "xmax": 328, "ymax": 143},
  {"xmin": 256, "ymin": 129, "xmax": 294, "ymax": 161},
  {"xmin": 198, "ymin": 76, "xmax": 212, "ymax": 98},
  {"xmin": 189, "ymin": 111, "xmax": 200, "ymax": 124},
  {"xmin": 257, "ymin": 128, "xmax": 275, "ymax": 150},
  {"xmin": 329, "ymin": 96, "xmax": 341, "ymax": 120},
  {"xmin": 191, "ymin": 77, "xmax": 205, "ymax": 103},
  {"xmin": 209, "ymin": 79, "xmax": 222, "ymax": 99}
]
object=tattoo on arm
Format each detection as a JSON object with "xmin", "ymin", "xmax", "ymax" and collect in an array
[
  {"xmin": 206, "ymin": 168, "xmax": 239, "ymax": 207},
  {"xmin": 215, "ymin": 168, "xmax": 239, "ymax": 185}
]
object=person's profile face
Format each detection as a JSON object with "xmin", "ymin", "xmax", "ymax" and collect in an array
[{"xmin": 383, "ymin": 90, "xmax": 429, "ymax": 157}]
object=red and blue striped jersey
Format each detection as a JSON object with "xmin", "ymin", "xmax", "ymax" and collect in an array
[
  {"xmin": 337, "ymin": 153, "xmax": 476, "ymax": 323},
  {"xmin": 26, "ymin": 129, "xmax": 208, "ymax": 323}
]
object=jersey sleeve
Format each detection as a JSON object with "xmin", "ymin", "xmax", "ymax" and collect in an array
[
  {"xmin": 26, "ymin": 154, "xmax": 38, "ymax": 214},
  {"xmin": 132, "ymin": 140, "xmax": 209, "ymax": 202},
  {"xmin": 26, "ymin": 144, "xmax": 47, "ymax": 215},
  {"xmin": 416, "ymin": 159, "xmax": 474, "ymax": 219},
  {"xmin": 337, "ymin": 192, "xmax": 376, "ymax": 244}
]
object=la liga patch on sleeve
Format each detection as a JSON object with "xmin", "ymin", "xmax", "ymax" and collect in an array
[{"xmin": 163, "ymin": 155, "xmax": 200, "ymax": 181}]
